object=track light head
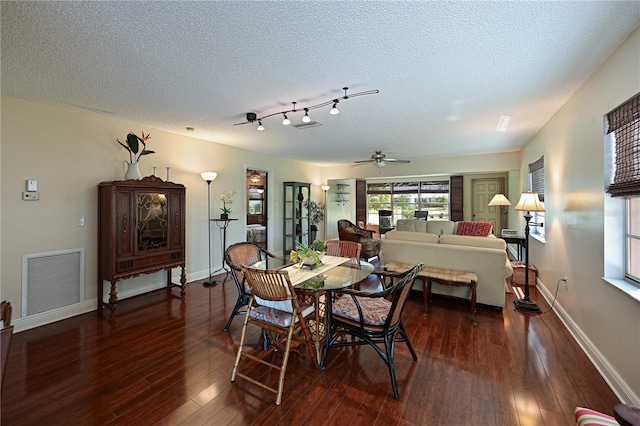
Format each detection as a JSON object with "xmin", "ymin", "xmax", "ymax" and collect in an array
[
  {"xmin": 257, "ymin": 121, "xmax": 265, "ymax": 131},
  {"xmin": 302, "ymin": 109, "xmax": 311, "ymax": 123},
  {"xmin": 330, "ymin": 102, "xmax": 340, "ymax": 115},
  {"xmin": 282, "ymin": 114, "xmax": 290, "ymax": 125}
]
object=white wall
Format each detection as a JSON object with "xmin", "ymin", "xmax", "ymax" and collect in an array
[
  {"xmin": 0, "ymin": 96, "xmax": 324, "ymax": 328},
  {"xmin": 519, "ymin": 26, "xmax": 640, "ymax": 403}
]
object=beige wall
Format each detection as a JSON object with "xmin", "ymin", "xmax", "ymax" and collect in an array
[
  {"xmin": 519, "ymin": 26, "xmax": 640, "ymax": 402},
  {"xmin": 0, "ymin": 96, "xmax": 322, "ymax": 325}
]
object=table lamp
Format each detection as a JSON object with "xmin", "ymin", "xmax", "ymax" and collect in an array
[{"xmin": 488, "ymin": 193, "xmax": 511, "ymax": 232}]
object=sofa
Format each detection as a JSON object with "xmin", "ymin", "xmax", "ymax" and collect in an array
[{"xmin": 380, "ymin": 221, "xmax": 512, "ymax": 309}]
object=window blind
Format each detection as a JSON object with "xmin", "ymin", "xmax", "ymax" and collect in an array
[
  {"xmin": 529, "ymin": 156, "xmax": 544, "ymax": 202},
  {"xmin": 606, "ymin": 92, "xmax": 640, "ymax": 197}
]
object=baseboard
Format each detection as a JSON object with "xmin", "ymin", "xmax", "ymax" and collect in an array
[
  {"xmin": 13, "ymin": 268, "xmax": 212, "ymax": 334},
  {"xmin": 537, "ymin": 280, "xmax": 640, "ymax": 406}
]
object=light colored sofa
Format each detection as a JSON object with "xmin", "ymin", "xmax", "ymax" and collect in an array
[{"xmin": 380, "ymin": 227, "xmax": 512, "ymax": 310}]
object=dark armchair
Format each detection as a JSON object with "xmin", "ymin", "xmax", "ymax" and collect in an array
[
  {"xmin": 322, "ymin": 263, "xmax": 424, "ymax": 399},
  {"xmin": 337, "ymin": 219, "xmax": 381, "ymax": 260}
]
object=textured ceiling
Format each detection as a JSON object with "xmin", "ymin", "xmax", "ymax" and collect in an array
[{"xmin": 2, "ymin": 1, "xmax": 639, "ymax": 166}]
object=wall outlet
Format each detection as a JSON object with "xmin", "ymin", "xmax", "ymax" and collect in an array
[
  {"xmin": 22, "ymin": 192, "xmax": 39, "ymax": 201},
  {"xmin": 561, "ymin": 276, "xmax": 568, "ymax": 288}
]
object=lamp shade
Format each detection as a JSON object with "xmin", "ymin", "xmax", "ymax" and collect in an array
[
  {"xmin": 488, "ymin": 193, "xmax": 511, "ymax": 206},
  {"xmin": 200, "ymin": 171, "xmax": 217, "ymax": 182},
  {"xmin": 321, "ymin": 185, "xmax": 331, "ymax": 191},
  {"xmin": 514, "ymin": 192, "xmax": 545, "ymax": 212}
]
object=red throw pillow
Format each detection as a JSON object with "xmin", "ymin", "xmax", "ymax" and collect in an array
[{"xmin": 456, "ymin": 221, "xmax": 493, "ymax": 237}]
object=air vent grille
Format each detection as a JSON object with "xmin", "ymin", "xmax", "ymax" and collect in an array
[{"xmin": 291, "ymin": 121, "xmax": 323, "ymax": 129}]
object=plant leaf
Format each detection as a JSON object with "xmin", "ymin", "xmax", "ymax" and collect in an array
[
  {"xmin": 126, "ymin": 133, "xmax": 139, "ymax": 154},
  {"xmin": 139, "ymin": 150, "xmax": 155, "ymax": 156},
  {"xmin": 117, "ymin": 139, "xmax": 131, "ymax": 152}
]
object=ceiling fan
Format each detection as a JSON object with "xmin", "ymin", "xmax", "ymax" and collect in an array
[{"xmin": 353, "ymin": 151, "xmax": 411, "ymax": 167}]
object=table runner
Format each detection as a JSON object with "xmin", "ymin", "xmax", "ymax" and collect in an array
[{"xmin": 283, "ymin": 255, "xmax": 350, "ymax": 287}]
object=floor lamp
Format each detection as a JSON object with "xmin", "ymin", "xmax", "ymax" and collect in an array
[
  {"xmin": 321, "ymin": 185, "xmax": 330, "ymax": 240},
  {"xmin": 201, "ymin": 172, "xmax": 218, "ymax": 287},
  {"xmin": 513, "ymin": 191, "xmax": 545, "ymax": 312},
  {"xmin": 488, "ymin": 193, "xmax": 511, "ymax": 233}
]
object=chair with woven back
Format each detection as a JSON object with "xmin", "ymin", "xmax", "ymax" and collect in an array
[
  {"xmin": 322, "ymin": 263, "xmax": 424, "ymax": 399},
  {"xmin": 324, "ymin": 240, "xmax": 362, "ymax": 266},
  {"xmin": 231, "ymin": 266, "xmax": 317, "ymax": 405},
  {"xmin": 223, "ymin": 242, "xmax": 277, "ymax": 332}
]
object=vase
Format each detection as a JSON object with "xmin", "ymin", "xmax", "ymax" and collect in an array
[
  {"xmin": 123, "ymin": 161, "xmax": 141, "ymax": 180},
  {"xmin": 220, "ymin": 213, "xmax": 229, "ymax": 220}
]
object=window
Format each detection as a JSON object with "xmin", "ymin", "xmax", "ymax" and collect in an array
[
  {"xmin": 366, "ymin": 180, "xmax": 449, "ymax": 225},
  {"xmin": 606, "ymin": 92, "xmax": 640, "ymax": 286},
  {"xmin": 528, "ymin": 156, "xmax": 545, "ymax": 238}
]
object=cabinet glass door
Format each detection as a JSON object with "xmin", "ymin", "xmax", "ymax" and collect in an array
[{"xmin": 137, "ymin": 192, "xmax": 168, "ymax": 251}]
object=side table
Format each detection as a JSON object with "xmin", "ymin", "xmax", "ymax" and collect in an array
[
  {"xmin": 210, "ymin": 218, "xmax": 238, "ymax": 277},
  {"xmin": 499, "ymin": 235, "xmax": 526, "ymax": 261}
]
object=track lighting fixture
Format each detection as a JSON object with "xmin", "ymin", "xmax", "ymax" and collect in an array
[{"xmin": 234, "ymin": 86, "xmax": 379, "ymax": 130}]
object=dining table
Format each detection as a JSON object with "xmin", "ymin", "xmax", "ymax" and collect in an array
[{"xmin": 249, "ymin": 254, "xmax": 375, "ymax": 365}]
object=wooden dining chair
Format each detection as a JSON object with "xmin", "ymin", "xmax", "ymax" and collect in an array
[
  {"xmin": 231, "ymin": 266, "xmax": 317, "ymax": 405},
  {"xmin": 223, "ymin": 242, "xmax": 277, "ymax": 332},
  {"xmin": 323, "ymin": 263, "xmax": 424, "ymax": 399},
  {"xmin": 1, "ymin": 301, "xmax": 14, "ymax": 392},
  {"xmin": 324, "ymin": 240, "xmax": 362, "ymax": 267}
]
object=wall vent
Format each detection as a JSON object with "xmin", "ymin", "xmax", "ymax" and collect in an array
[
  {"xmin": 291, "ymin": 121, "xmax": 323, "ymax": 129},
  {"xmin": 21, "ymin": 248, "xmax": 85, "ymax": 317}
]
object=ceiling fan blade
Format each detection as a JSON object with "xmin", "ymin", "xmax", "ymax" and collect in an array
[
  {"xmin": 385, "ymin": 158, "xmax": 411, "ymax": 164},
  {"xmin": 353, "ymin": 159, "xmax": 375, "ymax": 163}
]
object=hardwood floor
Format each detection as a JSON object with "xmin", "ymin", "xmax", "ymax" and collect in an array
[{"xmin": 1, "ymin": 274, "xmax": 620, "ymax": 425}]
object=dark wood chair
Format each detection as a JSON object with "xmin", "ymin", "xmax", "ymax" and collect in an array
[
  {"xmin": 337, "ymin": 219, "xmax": 381, "ymax": 260},
  {"xmin": 223, "ymin": 242, "xmax": 276, "ymax": 332},
  {"xmin": 323, "ymin": 263, "xmax": 423, "ymax": 399},
  {"xmin": 1, "ymin": 301, "xmax": 13, "ymax": 392},
  {"xmin": 414, "ymin": 210, "xmax": 429, "ymax": 220},
  {"xmin": 231, "ymin": 266, "xmax": 317, "ymax": 405},
  {"xmin": 378, "ymin": 209, "xmax": 394, "ymax": 234}
]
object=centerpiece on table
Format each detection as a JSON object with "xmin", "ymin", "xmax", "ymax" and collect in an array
[
  {"xmin": 117, "ymin": 131, "xmax": 155, "ymax": 180},
  {"xmin": 289, "ymin": 240, "xmax": 325, "ymax": 269},
  {"xmin": 220, "ymin": 190, "xmax": 235, "ymax": 219}
]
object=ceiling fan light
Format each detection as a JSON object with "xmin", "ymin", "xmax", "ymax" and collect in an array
[
  {"xmin": 282, "ymin": 114, "xmax": 290, "ymax": 125},
  {"xmin": 302, "ymin": 109, "xmax": 311, "ymax": 123},
  {"xmin": 330, "ymin": 102, "xmax": 339, "ymax": 115},
  {"xmin": 257, "ymin": 121, "xmax": 265, "ymax": 131},
  {"xmin": 377, "ymin": 160, "xmax": 385, "ymax": 167}
]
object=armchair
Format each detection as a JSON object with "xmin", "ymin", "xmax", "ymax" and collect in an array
[
  {"xmin": 337, "ymin": 219, "xmax": 381, "ymax": 260},
  {"xmin": 322, "ymin": 263, "xmax": 424, "ymax": 399}
]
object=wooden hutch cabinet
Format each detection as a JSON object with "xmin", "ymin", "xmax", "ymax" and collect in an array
[{"xmin": 98, "ymin": 176, "xmax": 186, "ymax": 315}]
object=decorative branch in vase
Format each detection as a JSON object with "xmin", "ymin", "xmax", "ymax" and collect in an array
[{"xmin": 117, "ymin": 131, "xmax": 155, "ymax": 180}]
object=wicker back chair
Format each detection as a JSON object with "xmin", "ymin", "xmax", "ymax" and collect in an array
[
  {"xmin": 231, "ymin": 266, "xmax": 317, "ymax": 405},
  {"xmin": 336, "ymin": 219, "xmax": 381, "ymax": 260},
  {"xmin": 223, "ymin": 242, "xmax": 276, "ymax": 332},
  {"xmin": 323, "ymin": 263, "xmax": 424, "ymax": 399},
  {"xmin": 325, "ymin": 240, "xmax": 362, "ymax": 267}
]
